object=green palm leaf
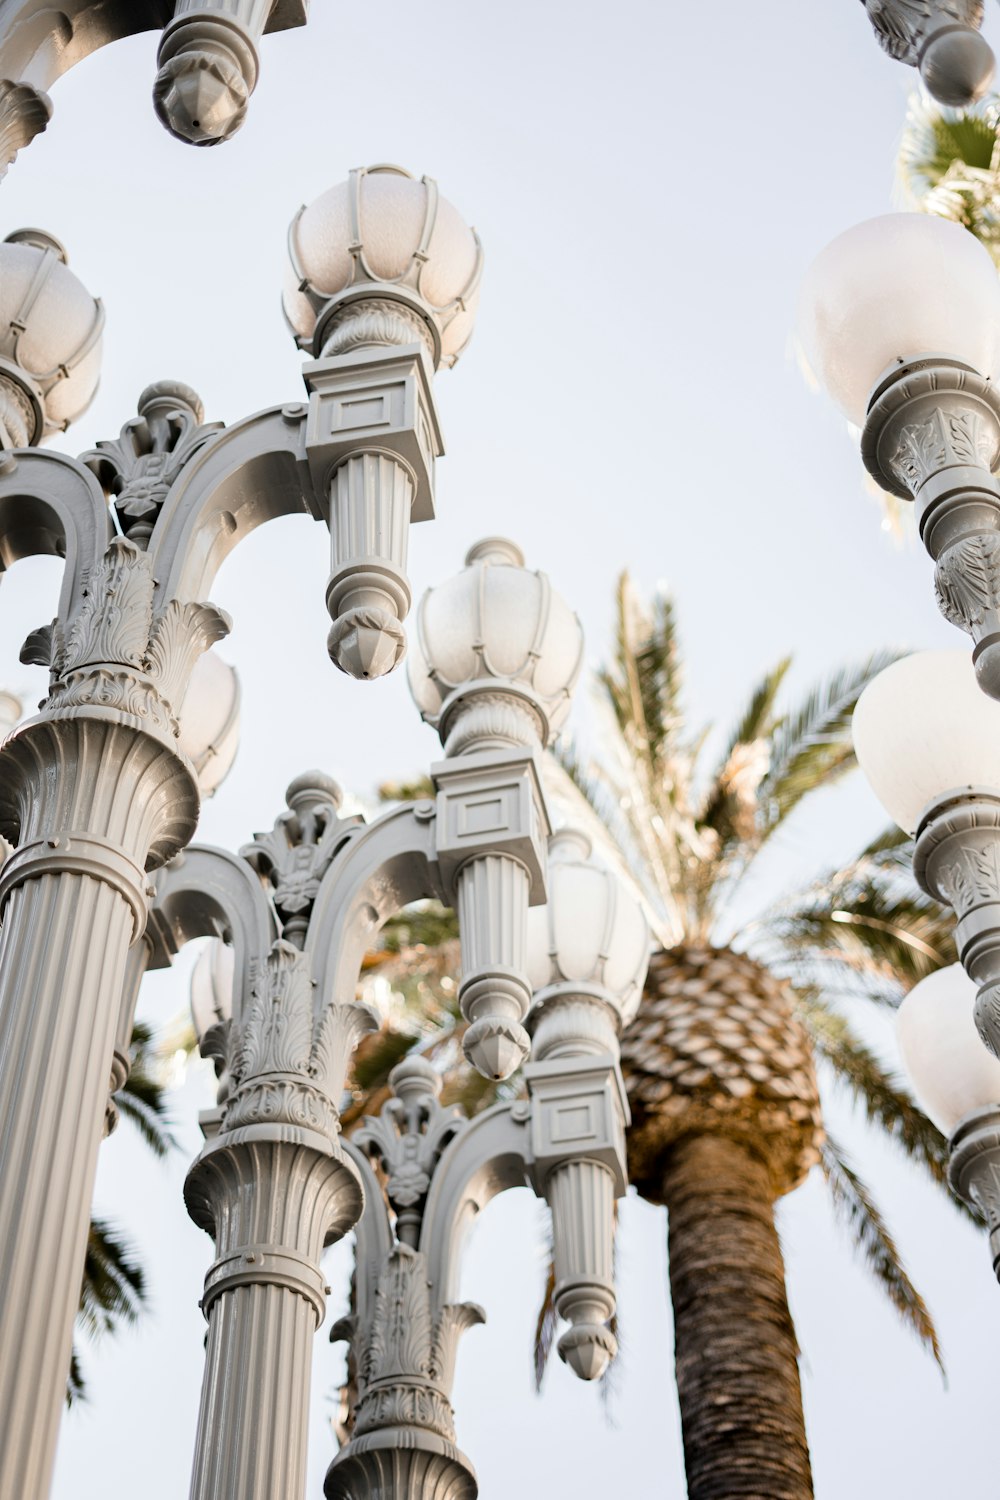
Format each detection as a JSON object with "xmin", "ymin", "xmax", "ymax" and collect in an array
[
  {"xmin": 803, "ymin": 998, "xmax": 960, "ymax": 1199},
  {"xmin": 758, "ymin": 651, "xmax": 902, "ymax": 838},
  {"xmin": 819, "ymin": 1134, "xmax": 943, "ymax": 1371}
]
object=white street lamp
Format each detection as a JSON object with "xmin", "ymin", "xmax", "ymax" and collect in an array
[
  {"xmin": 897, "ymin": 964, "xmax": 1000, "ymax": 1279},
  {"xmin": 799, "ymin": 213, "xmax": 1000, "ymax": 699},
  {"xmin": 853, "ymin": 651, "xmax": 1000, "ymax": 1059},
  {"xmin": 0, "ymin": 228, "xmax": 103, "ymax": 447},
  {"xmin": 409, "ymin": 538, "xmax": 584, "ymax": 1080},
  {"xmin": 285, "ymin": 165, "xmax": 483, "ymax": 680}
]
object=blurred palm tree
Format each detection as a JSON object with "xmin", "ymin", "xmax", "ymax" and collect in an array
[
  {"xmin": 898, "ymin": 90, "xmax": 1000, "ymax": 261},
  {"xmin": 69, "ymin": 1021, "xmax": 175, "ymax": 1404},
  {"xmin": 349, "ymin": 578, "xmax": 963, "ymax": 1500}
]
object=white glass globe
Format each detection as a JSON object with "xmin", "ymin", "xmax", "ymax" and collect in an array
[
  {"xmin": 0, "ymin": 232, "xmax": 102, "ymax": 436},
  {"xmin": 797, "ymin": 214, "xmax": 1000, "ymax": 427},
  {"xmin": 190, "ymin": 938, "xmax": 235, "ymax": 1043},
  {"xmin": 283, "ymin": 166, "xmax": 480, "ymax": 366},
  {"xmin": 408, "ymin": 539, "xmax": 584, "ymax": 745},
  {"xmin": 526, "ymin": 829, "xmax": 649, "ymax": 1022},
  {"xmin": 177, "ymin": 652, "xmax": 241, "ymax": 798},
  {"xmin": 853, "ymin": 651, "xmax": 1000, "ymax": 834},
  {"xmin": 898, "ymin": 964, "xmax": 1000, "ymax": 1135}
]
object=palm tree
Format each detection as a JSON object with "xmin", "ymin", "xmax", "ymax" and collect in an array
[
  {"xmin": 351, "ymin": 580, "xmax": 963, "ymax": 1500},
  {"xmin": 897, "ymin": 90, "xmax": 1000, "ymax": 260},
  {"xmin": 69, "ymin": 1021, "xmax": 175, "ymax": 1404}
]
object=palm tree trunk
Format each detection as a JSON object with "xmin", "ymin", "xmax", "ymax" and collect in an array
[{"xmin": 663, "ymin": 1133, "xmax": 813, "ymax": 1500}]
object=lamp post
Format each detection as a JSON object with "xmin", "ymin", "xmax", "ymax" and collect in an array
[
  {"xmin": 798, "ymin": 212, "xmax": 1000, "ymax": 702},
  {"xmin": 0, "ymin": 0, "xmax": 311, "ymax": 177},
  {"xmin": 851, "ymin": 650, "xmax": 1000, "ymax": 1065},
  {"xmin": 123, "ymin": 539, "xmax": 613, "ymax": 1500},
  {"xmin": 173, "ymin": 822, "xmax": 650, "ymax": 1500},
  {"xmin": 0, "ymin": 162, "xmax": 479, "ymax": 1500},
  {"xmin": 860, "ymin": 0, "xmax": 995, "ymax": 106},
  {"xmin": 896, "ymin": 963, "xmax": 1000, "ymax": 1278}
]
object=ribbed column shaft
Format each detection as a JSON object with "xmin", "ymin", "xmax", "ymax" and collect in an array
[
  {"xmin": 548, "ymin": 1159, "xmax": 615, "ymax": 1297},
  {"xmin": 327, "ymin": 453, "xmax": 415, "ymax": 618},
  {"xmin": 187, "ymin": 1136, "xmax": 362, "ymax": 1500},
  {"xmin": 191, "ymin": 1283, "xmax": 316, "ymax": 1500},
  {"xmin": 455, "ymin": 853, "xmax": 529, "ymax": 980},
  {"xmin": 0, "ymin": 873, "xmax": 139, "ymax": 1496},
  {"xmin": 0, "ymin": 716, "xmax": 196, "ymax": 1500}
]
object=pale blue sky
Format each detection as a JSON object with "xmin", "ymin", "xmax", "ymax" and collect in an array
[{"xmin": 0, "ymin": 2, "xmax": 995, "ymax": 1495}]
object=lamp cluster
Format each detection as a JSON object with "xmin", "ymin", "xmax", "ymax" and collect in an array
[{"xmin": 0, "ymin": 133, "xmax": 650, "ymax": 1500}]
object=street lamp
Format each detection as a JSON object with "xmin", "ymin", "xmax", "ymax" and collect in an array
[
  {"xmin": 326, "ymin": 826, "xmax": 648, "ymax": 1500},
  {"xmin": 118, "ymin": 537, "xmax": 614, "ymax": 1499},
  {"xmin": 0, "ymin": 0, "xmax": 311, "ymax": 177},
  {"xmin": 897, "ymin": 964, "xmax": 1000, "ymax": 1278},
  {"xmin": 852, "ymin": 650, "xmax": 1000, "ymax": 1060},
  {"xmin": 798, "ymin": 212, "xmax": 1000, "ymax": 700},
  {"xmin": 0, "ymin": 162, "xmax": 479, "ymax": 1500},
  {"xmin": 860, "ymin": 0, "xmax": 995, "ymax": 107}
]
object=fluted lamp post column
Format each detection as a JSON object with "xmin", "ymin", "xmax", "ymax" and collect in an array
[
  {"xmin": 799, "ymin": 213, "xmax": 1000, "ymax": 702},
  {"xmin": 896, "ymin": 963, "xmax": 1000, "ymax": 1278},
  {"xmin": 861, "ymin": 0, "xmax": 994, "ymax": 106},
  {"xmin": 408, "ymin": 537, "xmax": 585, "ymax": 1079},
  {"xmin": 852, "ymin": 650, "xmax": 1000, "ymax": 1063}
]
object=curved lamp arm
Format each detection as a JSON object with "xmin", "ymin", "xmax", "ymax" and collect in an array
[
  {"xmin": 147, "ymin": 404, "xmax": 320, "ymax": 609},
  {"xmin": 307, "ymin": 800, "xmax": 444, "ymax": 1016},
  {"xmin": 0, "ymin": 448, "xmax": 112, "ymax": 622},
  {"xmin": 146, "ymin": 842, "xmax": 276, "ymax": 1016},
  {"xmin": 418, "ymin": 1102, "xmax": 531, "ymax": 1309}
]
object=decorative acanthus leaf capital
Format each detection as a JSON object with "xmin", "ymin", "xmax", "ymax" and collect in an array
[
  {"xmin": 223, "ymin": 938, "xmax": 375, "ymax": 1139},
  {"xmin": 340, "ymin": 1243, "xmax": 483, "ymax": 1443},
  {"xmin": 32, "ymin": 536, "xmax": 231, "ymax": 741},
  {"xmin": 888, "ymin": 405, "xmax": 996, "ymax": 495}
]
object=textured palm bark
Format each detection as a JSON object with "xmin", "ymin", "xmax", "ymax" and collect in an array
[{"xmin": 663, "ymin": 1134, "xmax": 813, "ymax": 1500}]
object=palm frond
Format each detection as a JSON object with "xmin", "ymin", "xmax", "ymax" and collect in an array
[
  {"xmin": 78, "ymin": 1217, "xmax": 146, "ymax": 1342},
  {"xmin": 803, "ymin": 998, "xmax": 962, "ymax": 1202},
  {"xmin": 533, "ymin": 1252, "xmax": 557, "ymax": 1392},
  {"xmin": 820, "ymin": 1134, "xmax": 944, "ymax": 1372},
  {"xmin": 112, "ymin": 1022, "xmax": 176, "ymax": 1158},
  {"xmin": 698, "ymin": 657, "xmax": 791, "ymax": 868},
  {"xmin": 766, "ymin": 880, "xmax": 954, "ymax": 998},
  {"xmin": 758, "ymin": 650, "xmax": 902, "ymax": 838},
  {"xmin": 599, "ymin": 575, "xmax": 682, "ymax": 782}
]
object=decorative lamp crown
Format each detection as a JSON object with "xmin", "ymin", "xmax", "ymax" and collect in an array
[
  {"xmin": 408, "ymin": 538, "xmax": 585, "ymax": 758},
  {"xmin": 177, "ymin": 652, "xmax": 241, "ymax": 799},
  {"xmin": 526, "ymin": 828, "xmax": 650, "ymax": 1045},
  {"xmin": 283, "ymin": 165, "xmax": 483, "ymax": 369},
  {"xmin": 0, "ymin": 229, "xmax": 103, "ymax": 447}
]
